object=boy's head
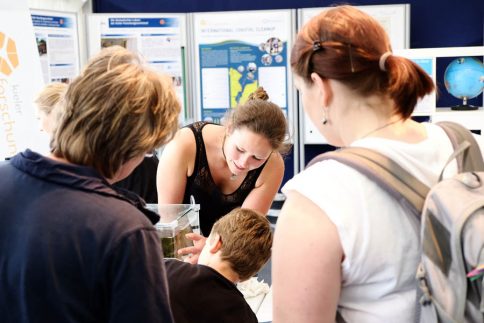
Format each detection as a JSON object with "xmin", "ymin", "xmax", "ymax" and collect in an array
[{"xmin": 199, "ymin": 208, "xmax": 273, "ymax": 282}]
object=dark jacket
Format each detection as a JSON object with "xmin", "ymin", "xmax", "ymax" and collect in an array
[{"xmin": 0, "ymin": 150, "xmax": 173, "ymax": 323}]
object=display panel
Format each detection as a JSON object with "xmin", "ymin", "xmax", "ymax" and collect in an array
[
  {"xmin": 191, "ymin": 9, "xmax": 295, "ymax": 124},
  {"xmin": 87, "ymin": 13, "xmax": 188, "ymax": 122},
  {"xmin": 397, "ymin": 46, "xmax": 484, "ymax": 133},
  {"xmin": 396, "ymin": 46, "xmax": 484, "ymax": 110},
  {"xmin": 30, "ymin": 9, "xmax": 80, "ymax": 84}
]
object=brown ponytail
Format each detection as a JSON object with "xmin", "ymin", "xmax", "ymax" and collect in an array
[{"xmin": 385, "ymin": 55, "xmax": 435, "ymax": 118}]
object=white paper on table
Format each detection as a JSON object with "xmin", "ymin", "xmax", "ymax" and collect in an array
[
  {"xmin": 237, "ymin": 277, "xmax": 270, "ymax": 314},
  {"xmin": 246, "ymin": 293, "xmax": 266, "ymax": 314},
  {"xmin": 256, "ymin": 287, "xmax": 272, "ymax": 322}
]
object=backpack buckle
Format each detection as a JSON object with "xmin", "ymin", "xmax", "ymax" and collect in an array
[
  {"xmin": 416, "ymin": 263, "xmax": 432, "ymax": 306},
  {"xmin": 456, "ymin": 172, "xmax": 481, "ymax": 189}
]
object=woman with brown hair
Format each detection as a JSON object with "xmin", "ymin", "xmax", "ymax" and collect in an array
[
  {"xmin": 271, "ymin": 5, "xmax": 456, "ymax": 323},
  {"xmin": 157, "ymin": 87, "xmax": 289, "ymax": 262}
]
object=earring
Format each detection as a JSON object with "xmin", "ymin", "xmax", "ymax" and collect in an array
[{"xmin": 321, "ymin": 107, "xmax": 328, "ymax": 125}]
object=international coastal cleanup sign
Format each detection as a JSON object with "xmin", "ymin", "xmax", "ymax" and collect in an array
[
  {"xmin": 86, "ymin": 14, "xmax": 187, "ymax": 123},
  {"xmin": 0, "ymin": 0, "xmax": 47, "ymax": 160},
  {"xmin": 193, "ymin": 10, "xmax": 293, "ymax": 123}
]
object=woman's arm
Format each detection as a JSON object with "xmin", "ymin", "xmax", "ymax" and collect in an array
[
  {"xmin": 156, "ymin": 128, "xmax": 205, "ymax": 263},
  {"xmin": 241, "ymin": 152, "xmax": 285, "ymax": 215},
  {"xmin": 156, "ymin": 128, "xmax": 195, "ymax": 204},
  {"xmin": 272, "ymin": 190, "xmax": 343, "ymax": 323}
]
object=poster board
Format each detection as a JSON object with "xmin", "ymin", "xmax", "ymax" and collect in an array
[
  {"xmin": 86, "ymin": 13, "xmax": 188, "ymax": 123},
  {"xmin": 300, "ymin": 4, "xmax": 410, "ymax": 50},
  {"xmin": 30, "ymin": 9, "xmax": 81, "ymax": 84},
  {"xmin": 191, "ymin": 9, "xmax": 295, "ymax": 126},
  {"xmin": 396, "ymin": 46, "xmax": 484, "ymax": 132},
  {"xmin": 299, "ymin": 4, "xmax": 410, "ymax": 144},
  {"xmin": 0, "ymin": 1, "xmax": 46, "ymax": 159},
  {"xmin": 395, "ymin": 46, "xmax": 484, "ymax": 110}
]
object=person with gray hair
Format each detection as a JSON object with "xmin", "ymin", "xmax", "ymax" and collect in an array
[{"xmin": 0, "ymin": 46, "xmax": 180, "ymax": 322}]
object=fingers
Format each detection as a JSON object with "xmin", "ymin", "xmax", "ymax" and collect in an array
[
  {"xmin": 178, "ymin": 245, "xmax": 201, "ymax": 264},
  {"xmin": 185, "ymin": 232, "xmax": 204, "ymax": 241},
  {"xmin": 178, "ymin": 246, "xmax": 199, "ymax": 255},
  {"xmin": 183, "ymin": 254, "xmax": 199, "ymax": 264},
  {"xmin": 185, "ymin": 233, "xmax": 207, "ymax": 250}
]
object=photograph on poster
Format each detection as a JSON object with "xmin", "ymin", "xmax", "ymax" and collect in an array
[
  {"xmin": 436, "ymin": 56, "xmax": 483, "ymax": 110},
  {"xmin": 171, "ymin": 76, "xmax": 182, "ymax": 86},
  {"xmin": 36, "ymin": 38, "xmax": 47, "ymax": 55},
  {"xmin": 101, "ymin": 37, "xmax": 138, "ymax": 52},
  {"xmin": 261, "ymin": 54, "xmax": 272, "ymax": 66},
  {"xmin": 264, "ymin": 37, "xmax": 283, "ymax": 55}
]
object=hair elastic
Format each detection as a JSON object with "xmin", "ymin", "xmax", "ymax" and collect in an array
[
  {"xmin": 312, "ymin": 41, "xmax": 323, "ymax": 52},
  {"xmin": 379, "ymin": 51, "xmax": 392, "ymax": 71}
]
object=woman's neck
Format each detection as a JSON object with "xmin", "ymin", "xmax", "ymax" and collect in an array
[{"xmin": 335, "ymin": 94, "xmax": 399, "ymax": 145}]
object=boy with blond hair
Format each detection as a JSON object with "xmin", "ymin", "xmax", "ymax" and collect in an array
[{"xmin": 165, "ymin": 208, "xmax": 272, "ymax": 323}]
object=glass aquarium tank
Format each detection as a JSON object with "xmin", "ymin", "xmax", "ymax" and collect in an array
[{"xmin": 147, "ymin": 203, "xmax": 200, "ymax": 259}]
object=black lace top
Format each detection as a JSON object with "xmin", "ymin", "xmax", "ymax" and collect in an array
[{"xmin": 183, "ymin": 121, "xmax": 267, "ymax": 235}]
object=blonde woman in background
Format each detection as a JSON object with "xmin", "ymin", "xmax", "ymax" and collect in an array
[{"xmin": 34, "ymin": 82, "xmax": 67, "ymax": 136}]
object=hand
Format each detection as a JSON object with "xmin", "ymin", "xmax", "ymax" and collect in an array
[{"xmin": 177, "ymin": 233, "xmax": 206, "ymax": 264}]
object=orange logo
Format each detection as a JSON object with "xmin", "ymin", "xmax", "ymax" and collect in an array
[{"xmin": 0, "ymin": 32, "xmax": 19, "ymax": 76}]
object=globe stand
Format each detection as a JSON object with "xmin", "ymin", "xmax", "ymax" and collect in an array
[{"xmin": 451, "ymin": 97, "xmax": 479, "ymax": 111}]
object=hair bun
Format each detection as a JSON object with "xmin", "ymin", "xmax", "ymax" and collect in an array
[{"xmin": 248, "ymin": 87, "xmax": 269, "ymax": 101}]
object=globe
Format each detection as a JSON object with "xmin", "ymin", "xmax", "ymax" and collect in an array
[{"xmin": 444, "ymin": 57, "xmax": 484, "ymax": 110}]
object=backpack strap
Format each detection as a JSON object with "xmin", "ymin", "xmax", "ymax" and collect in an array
[
  {"xmin": 306, "ymin": 122, "xmax": 484, "ymax": 218},
  {"xmin": 436, "ymin": 121, "xmax": 484, "ymax": 173},
  {"xmin": 306, "ymin": 147, "xmax": 428, "ymax": 219}
]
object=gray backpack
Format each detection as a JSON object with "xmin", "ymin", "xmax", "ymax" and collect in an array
[{"xmin": 307, "ymin": 121, "xmax": 484, "ymax": 323}]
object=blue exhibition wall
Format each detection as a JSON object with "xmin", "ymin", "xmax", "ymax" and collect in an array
[{"xmin": 93, "ymin": 0, "xmax": 483, "ymax": 48}]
